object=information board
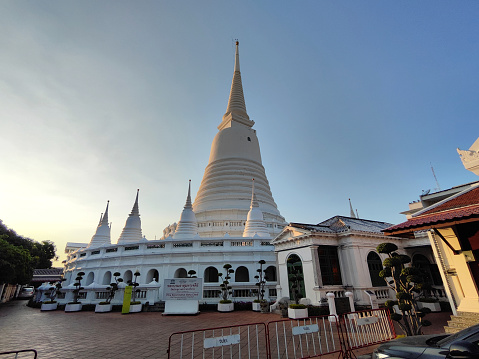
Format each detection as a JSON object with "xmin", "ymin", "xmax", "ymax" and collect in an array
[{"xmin": 164, "ymin": 278, "xmax": 203, "ymax": 301}]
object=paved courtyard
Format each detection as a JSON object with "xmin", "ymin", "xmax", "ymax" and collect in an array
[{"xmin": 0, "ymin": 300, "xmax": 452, "ymax": 359}]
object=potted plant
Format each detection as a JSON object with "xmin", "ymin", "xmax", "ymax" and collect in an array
[
  {"xmin": 287, "ymin": 259, "xmax": 307, "ymax": 319},
  {"xmin": 65, "ymin": 271, "xmax": 84, "ymax": 312},
  {"xmin": 128, "ymin": 270, "xmax": 142, "ymax": 313},
  {"xmin": 253, "ymin": 260, "xmax": 268, "ymax": 313},
  {"xmin": 217, "ymin": 264, "xmax": 234, "ymax": 312},
  {"xmin": 41, "ymin": 280, "xmax": 64, "ymax": 311},
  {"xmin": 95, "ymin": 272, "xmax": 123, "ymax": 313}
]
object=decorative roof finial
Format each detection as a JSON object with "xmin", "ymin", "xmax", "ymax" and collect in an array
[{"xmin": 349, "ymin": 198, "xmax": 356, "ymax": 219}]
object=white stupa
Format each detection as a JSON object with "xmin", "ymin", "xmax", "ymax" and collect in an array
[
  {"xmin": 173, "ymin": 181, "xmax": 198, "ymax": 239},
  {"xmin": 117, "ymin": 189, "xmax": 143, "ymax": 244},
  {"xmin": 87, "ymin": 201, "xmax": 111, "ymax": 248},
  {"xmin": 243, "ymin": 179, "xmax": 270, "ymax": 238},
  {"xmin": 192, "ymin": 41, "xmax": 286, "ymax": 237}
]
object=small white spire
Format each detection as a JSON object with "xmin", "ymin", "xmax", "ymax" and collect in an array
[
  {"xmin": 243, "ymin": 179, "xmax": 270, "ymax": 238},
  {"xmin": 349, "ymin": 198, "xmax": 356, "ymax": 218},
  {"xmin": 117, "ymin": 190, "xmax": 143, "ymax": 244},
  {"xmin": 88, "ymin": 201, "xmax": 111, "ymax": 248},
  {"xmin": 174, "ymin": 180, "xmax": 198, "ymax": 239}
]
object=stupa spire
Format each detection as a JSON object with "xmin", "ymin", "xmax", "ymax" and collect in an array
[
  {"xmin": 349, "ymin": 198, "xmax": 356, "ymax": 218},
  {"xmin": 243, "ymin": 179, "xmax": 270, "ymax": 238},
  {"xmin": 174, "ymin": 180, "xmax": 198, "ymax": 239},
  {"xmin": 117, "ymin": 190, "xmax": 143, "ymax": 244},
  {"xmin": 220, "ymin": 41, "xmax": 252, "ymax": 130},
  {"xmin": 192, "ymin": 43, "xmax": 286, "ymax": 238},
  {"xmin": 88, "ymin": 201, "xmax": 111, "ymax": 248}
]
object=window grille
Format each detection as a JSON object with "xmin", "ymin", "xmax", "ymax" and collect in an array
[
  {"xmin": 147, "ymin": 244, "xmax": 165, "ymax": 249},
  {"xmin": 106, "ymin": 248, "xmax": 118, "ymax": 253},
  {"xmin": 125, "ymin": 246, "xmax": 139, "ymax": 251}
]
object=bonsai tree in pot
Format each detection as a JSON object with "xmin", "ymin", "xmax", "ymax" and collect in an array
[
  {"xmin": 96, "ymin": 272, "xmax": 123, "ymax": 313},
  {"xmin": 66, "ymin": 271, "xmax": 85, "ymax": 312},
  {"xmin": 253, "ymin": 260, "xmax": 269, "ymax": 313},
  {"xmin": 287, "ymin": 257, "xmax": 307, "ymax": 319},
  {"xmin": 377, "ymin": 243, "xmax": 432, "ymax": 336},
  {"xmin": 127, "ymin": 270, "xmax": 142, "ymax": 312},
  {"xmin": 41, "ymin": 279, "xmax": 65, "ymax": 311},
  {"xmin": 217, "ymin": 264, "xmax": 234, "ymax": 312}
]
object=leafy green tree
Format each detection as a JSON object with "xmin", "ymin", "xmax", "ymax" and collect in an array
[
  {"xmin": 0, "ymin": 237, "xmax": 33, "ymax": 284},
  {"xmin": 377, "ymin": 243, "xmax": 431, "ymax": 336},
  {"xmin": 0, "ymin": 220, "xmax": 57, "ymax": 284}
]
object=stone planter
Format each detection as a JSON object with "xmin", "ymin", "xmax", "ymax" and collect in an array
[
  {"xmin": 288, "ymin": 307, "xmax": 308, "ymax": 319},
  {"xmin": 252, "ymin": 302, "xmax": 261, "ymax": 312},
  {"xmin": 95, "ymin": 303, "xmax": 112, "ymax": 313},
  {"xmin": 65, "ymin": 303, "xmax": 82, "ymax": 312},
  {"xmin": 218, "ymin": 302, "xmax": 234, "ymax": 312},
  {"xmin": 41, "ymin": 302, "xmax": 58, "ymax": 311},
  {"xmin": 418, "ymin": 301, "xmax": 441, "ymax": 312},
  {"xmin": 129, "ymin": 303, "xmax": 142, "ymax": 313}
]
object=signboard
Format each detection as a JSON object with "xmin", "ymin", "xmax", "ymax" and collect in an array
[
  {"xmin": 292, "ymin": 324, "xmax": 319, "ymax": 336},
  {"xmin": 164, "ymin": 278, "xmax": 203, "ymax": 301},
  {"xmin": 204, "ymin": 334, "xmax": 240, "ymax": 349},
  {"xmin": 122, "ymin": 286, "xmax": 132, "ymax": 314},
  {"xmin": 356, "ymin": 316, "xmax": 379, "ymax": 326}
]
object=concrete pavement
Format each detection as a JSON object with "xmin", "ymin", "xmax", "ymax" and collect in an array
[{"xmin": 0, "ymin": 300, "xmax": 452, "ymax": 359}]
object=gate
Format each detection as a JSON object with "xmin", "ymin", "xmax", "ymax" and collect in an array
[
  {"xmin": 339, "ymin": 308, "xmax": 395, "ymax": 357},
  {"xmin": 267, "ymin": 315, "xmax": 343, "ymax": 359},
  {"xmin": 167, "ymin": 322, "xmax": 269, "ymax": 358}
]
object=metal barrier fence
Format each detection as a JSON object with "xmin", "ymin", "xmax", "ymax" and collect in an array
[
  {"xmin": 267, "ymin": 315, "xmax": 343, "ymax": 359},
  {"xmin": 340, "ymin": 308, "xmax": 396, "ymax": 353},
  {"xmin": 167, "ymin": 309, "xmax": 395, "ymax": 359},
  {"xmin": 167, "ymin": 322, "xmax": 269, "ymax": 358},
  {"xmin": 0, "ymin": 350, "xmax": 38, "ymax": 359}
]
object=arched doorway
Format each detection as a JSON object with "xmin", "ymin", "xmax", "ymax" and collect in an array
[
  {"xmin": 174, "ymin": 268, "xmax": 187, "ymax": 278},
  {"xmin": 413, "ymin": 254, "xmax": 442, "ymax": 286},
  {"xmin": 204, "ymin": 267, "xmax": 219, "ymax": 283},
  {"xmin": 102, "ymin": 271, "xmax": 112, "ymax": 285},
  {"xmin": 367, "ymin": 252, "xmax": 384, "ymax": 287},
  {"xmin": 265, "ymin": 266, "xmax": 277, "ymax": 281},
  {"xmin": 235, "ymin": 266, "xmax": 249, "ymax": 282},
  {"xmin": 124, "ymin": 270, "xmax": 133, "ymax": 284},
  {"xmin": 287, "ymin": 254, "xmax": 305, "ymax": 301},
  {"xmin": 146, "ymin": 269, "xmax": 159, "ymax": 283},
  {"xmin": 85, "ymin": 272, "xmax": 95, "ymax": 286}
]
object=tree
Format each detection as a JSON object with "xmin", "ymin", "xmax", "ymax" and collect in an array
[
  {"xmin": 254, "ymin": 260, "xmax": 267, "ymax": 302},
  {"xmin": 218, "ymin": 264, "xmax": 234, "ymax": 303},
  {"xmin": 0, "ymin": 220, "xmax": 57, "ymax": 285},
  {"xmin": 377, "ymin": 243, "xmax": 431, "ymax": 336},
  {"xmin": 105, "ymin": 272, "xmax": 123, "ymax": 304},
  {"xmin": 0, "ymin": 237, "xmax": 33, "ymax": 284}
]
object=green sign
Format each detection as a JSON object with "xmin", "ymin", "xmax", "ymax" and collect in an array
[{"xmin": 122, "ymin": 286, "xmax": 132, "ymax": 314}]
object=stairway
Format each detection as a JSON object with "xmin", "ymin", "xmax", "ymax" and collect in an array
[
  {"xmin": 144, "ymin": 301, "xmax": 165, "ymax": 312},
  {"xmin": 445, "ymin": 312, "xmax": 479, "ymax": 333}
]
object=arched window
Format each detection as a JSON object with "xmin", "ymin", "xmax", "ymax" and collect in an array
[
  {"xmin": 413, "ymin": 254, "xmax": 443, "ymax": 286},
  {"xmin": 124, "ymin": 270, "xmax": 133, "ymax": 284},
  {"xmin": 287, "ymin": 254, "xmax": 305, "ymax": 300},
  {"xmin": 204, "ymin": 267, "xmax": 219, "ymax": 283},
  {"xmin": 174, "ymin": 268, "xmax": 187, "ymax": 278},
  {"xmin": 264, "ymin": 266, "xmax": 277, "ymax": 281},
  {"xmin": 367, "ymin": 252, "xmax": 384, "ymax": 287},
  {"xmin": 146, "ymin": 269, "xmax": 159, "ymax": 283},
  {"xmin": 85, "ymin": 272, "xmax": 95, "ymax": 286},
  {"xmin": 235, "ymin": 266, "xmax": 249, "ymax": 282},
  {"xmin": 102, "ymin": 271, "xmax": 112, "ymax": 285}
]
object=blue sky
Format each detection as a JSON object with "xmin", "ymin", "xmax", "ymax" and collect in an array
[{"xmin": 1, "ymin": 1, "xmax": 478, "ymax": 263}]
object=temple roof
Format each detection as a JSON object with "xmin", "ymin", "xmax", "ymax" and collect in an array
[{"xmin": 384, "ymin": 184, "xmax": 479, "ymax": 237}]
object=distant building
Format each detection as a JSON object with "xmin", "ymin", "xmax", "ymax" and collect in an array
[{"xmin": 31, "ymin": 268, "xmax": 64, "ymax": 287}]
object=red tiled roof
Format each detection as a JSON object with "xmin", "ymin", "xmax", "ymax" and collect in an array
[{"xmin": 384, "ymin": 186, "xmax": 479, "ymax": 236}]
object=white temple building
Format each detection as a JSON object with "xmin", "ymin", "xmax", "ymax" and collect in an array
[{"xmin": 61, "ymin": 42, "xmax": 285, "ymax": 306}]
